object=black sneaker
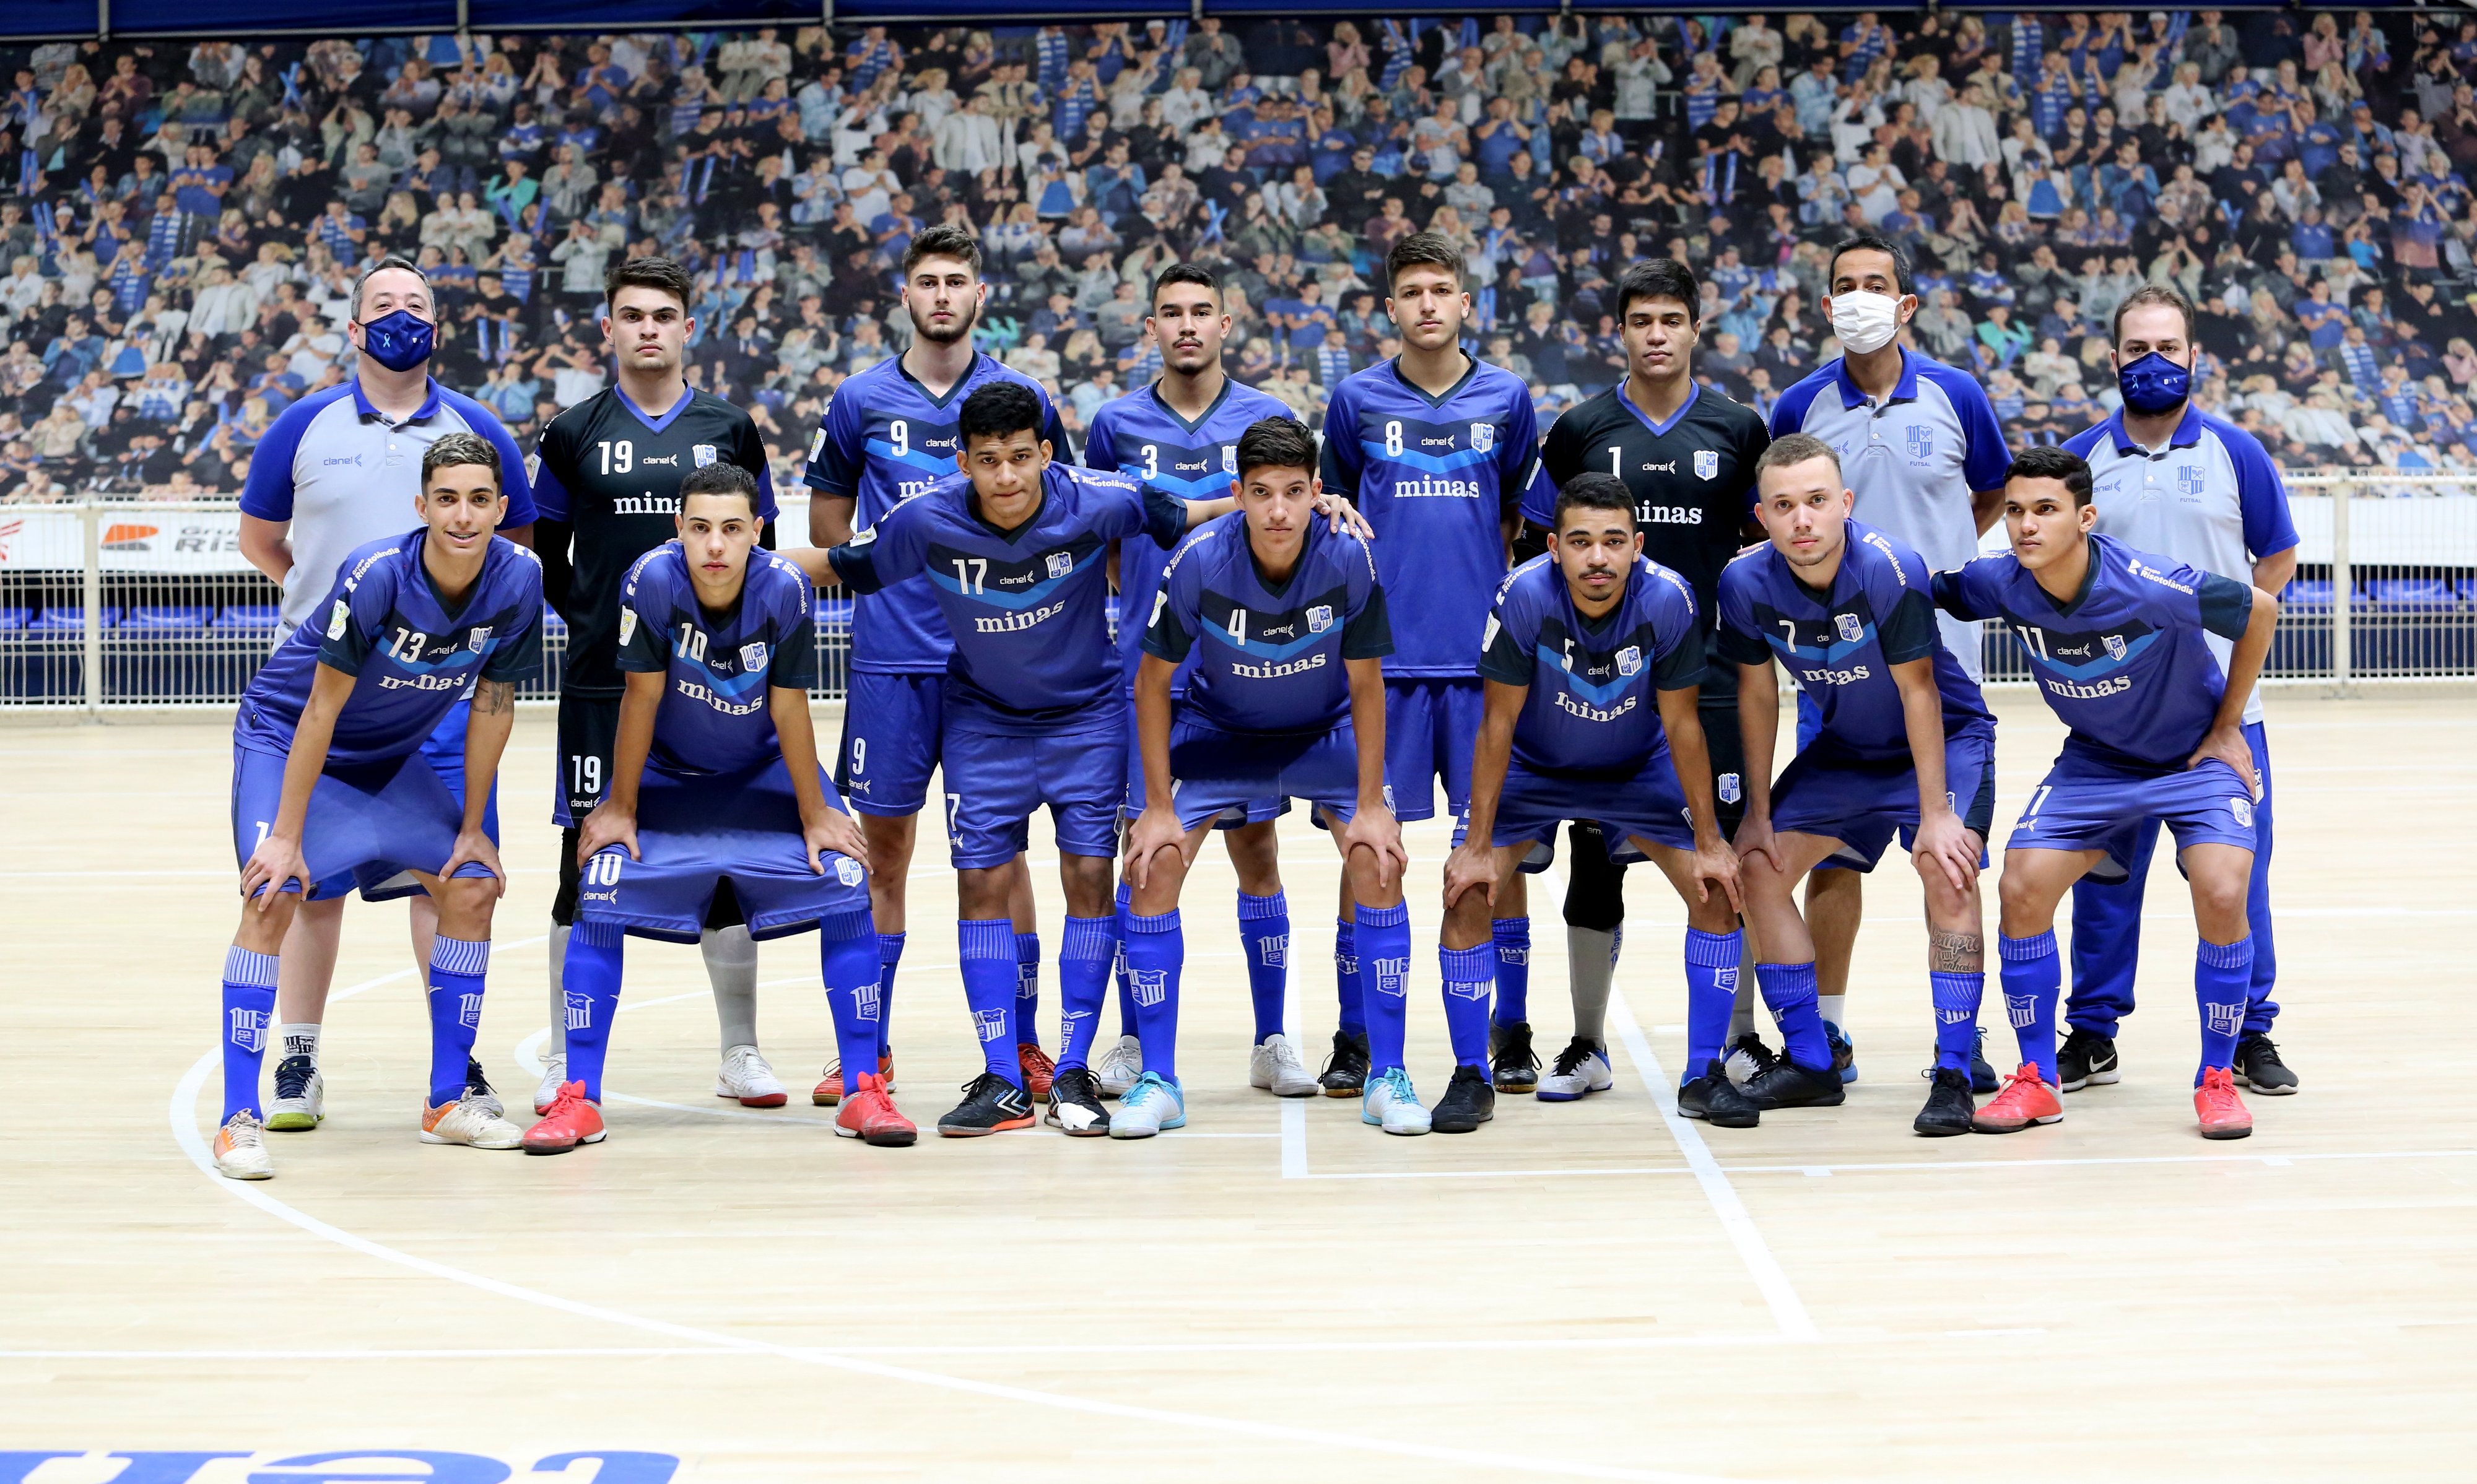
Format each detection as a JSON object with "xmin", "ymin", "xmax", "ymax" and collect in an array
[
  {"xmin": 1318, "ymin": 1029, "xmax": 1370, "ymax": 1098},
  {"xmin": 1913, "ymin": 1067, "xmax": 1976, "ymax": 1137},
  {"xmin": 1489, "ymin": 1020, "xmax": 1540, "ymax": 1094},
  {"xmin": 1679, "ymin": 1058, "xmax": 1760, "ymax": 1128},
  {"xmin": 1970, "ymin": 1026, "xmax": 2000, "ymax": 1095},
  {"xmin": 937, "ymin": 1072, "xmax": 1035, "ymax": 1137},
  {"xmin": 2056, "ymin": 1026, "xmax": 2120, "ymax": 1093},
  {"xmin": 1045, "ymin": 1066, "xmax": 1111, "ymax": 1136},
  {"xmin": 1743, "ymin": 1057, "xmax": 1847, "ymax": 1109},
  {"xmin": 1723, "ymin": 1031, "xmax": 1779, "ymax": 1087},
  {"xmin": 1431, "ymin": 1064, "xmax": 1496, "ymax": 1133},
  {"xmin": 2234, "ymin": 1033, "xmax": 2299, "ymax": 1095},
  {"xmin": 465, "ymin": 1053, "xmax": 505, "ymax": 1118}
]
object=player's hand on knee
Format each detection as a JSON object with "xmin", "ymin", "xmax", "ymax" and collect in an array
[
  {"xmin": 1692, "ymin": 837, "xmax": 1744, "ymax": 915},
  {"xmin": 807, "ymin": 807, "xmax": 870, "ymax": 877},
  {"xmin": 1912, "ymin": 809, "xmax": 1980, "ymax": 893},
  {"xmin": 1735, "ymin": 815, "xmax": 1782, "ymax": 876},
  {"xmin": 240, "ymin": 835, "xmax": 307, "ymax": 909},
  {"xmin": 578, "ymin": 801, "xmax": 640, "ymax": 866},
  {"xmin": 1440, "ymin": 840, "xmax": 1496, "ymax": 913},
  {"xmin": 1124, "ymin": 807, "xmax": 1190, "ymax": 892},
  {"xmin": 440, "ymin": 828, "xmax": 507, "ymax": 898},
  {"xmin": 1344, "ymin": 805, "xmax": 1408, "ymax": 892},
  {"xmin": 2186, "ymin": 721, "xmax": 2258, "ymax": 797}
]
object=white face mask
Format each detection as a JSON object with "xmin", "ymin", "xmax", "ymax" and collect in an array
[{"xmin": 1830, "ymin": 290, "xmax": 1905, "ymax": 355}]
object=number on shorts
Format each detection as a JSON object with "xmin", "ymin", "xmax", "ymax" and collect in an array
[
  {"xmin": 253, "ymin": 820, "xmax": 270, "ymax": 847},
  {"xmin": 1383, "ymin": 420, "xmax": 1403, "ymax": 458},
  {"xmin": 2019, "ymin": 784, "xmax": 2053, "ymax": 825},
  {"xmin": 585, "ymin": 853, "xmax": 623, "ymax": 886},
  {"xmin": 850, "ymin": 737, "xmax": 866, "ymax": 775},
  {"xmin": 570, "ymin": 753, "xmax": 601, "ymax": 797},
  {"xmin": 944, "ymin": 791, "xmax": 964, "ymax": 845}
]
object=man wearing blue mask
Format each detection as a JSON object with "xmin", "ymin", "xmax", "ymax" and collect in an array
[
  {"xmin": 2058, "ymin": 285, "xmax": 2300, "ymax": 1098},
  {"xmin": 237, "ymin": 255, "xmax": 538, "ymax": 1134}
]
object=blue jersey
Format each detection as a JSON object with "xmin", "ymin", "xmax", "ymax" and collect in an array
[
  {"xmin": 1477, "ymin": 554, "xmax": 1705, "ymax": 778},
  {"xmin": 1933, "ymin": 533, "xmax": 2255, "ymax": 775},
  {"xmin": 237, "ymin": 532, "xmax": 544, "ymax": 767},
  {"xmin": 1085, "ymin": 376, "xmax": 1299, "ymax": 687},
  {"xmin": 827, "ymin": 461, "xmax": 1186, "ymax": 735},
  {"xmin": 1716, "ymin": 519, "xmax": 1992, "ymax": 762},
  {"xmin": 614, "ymin": 543, "xmax": 821, "ymax": 778},
  {"xmin": 801, "ymin": 352, "xmax": 1071, "ymax": 675},
  {"xmin": 1141, "ymin": 513, "xmax": 1392, "ymax": 735},
  {"xmin": 1318, "ymin": 355, "xmax": 1551, "ymax": 677}
]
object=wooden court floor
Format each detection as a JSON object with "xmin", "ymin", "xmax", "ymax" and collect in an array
[{"xmin": 3, "ymin": 690, "xmax": 2471, "ymax": 1483}]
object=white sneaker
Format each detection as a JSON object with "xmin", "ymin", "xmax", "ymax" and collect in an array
[
  {"xmin": 1535, "ymin": 1039, "xmax": 1615, "ymax": 1102},
  {"xmin": 1249, "ymin": 1034, "xmax": 1319, "ymax": 1097},
  {"xmin": 212, "ymin": 1110, "xmax": 274, "ymax": 1179},
  {"xmin": 533, "ymin": 1052, "xmax": 568, "ymax": 1116},
  {"xmin": 716, "ymin": 1044, "xmax": 788, "ymax": 1107},
  {"xmin": 1094, "ymin": 1034, "xmax": 1143, "ymax": 1098},
  {"xmin": 420, "ymin": 1092, "xmax": 525, "ymax": 1149},
  {"xmin": 266, "ymin": 1056, "xmax": 324, "ymax": 1131},
  {"xmin": 1360, "ymin": 1067, "xmax": 1431, "ymax": 1135},
  {"xmin": 1109, "ymin": 1071, "xmax": 1187, "ymax": 1139}
]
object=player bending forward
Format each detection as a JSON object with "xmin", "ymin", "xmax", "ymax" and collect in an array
[
  {"xmin": 1934, "ymin": 447, "xmax": 2277, "ymax": 1140},
  {"xmin": 523, "ymin": 464, "xmax": 894, "ymax": 1154},
  {"xmin": 1442, "ymin": 474, "xmax": 1745, "ymax": 1133},
  {"xmin": 212, "ymin": 434, "xmax": 542, "ymax": 1179},
  {"xmin": 1720, "ymin": 434, "xmax": 2000, "ymax": 1135},
  {"xmin": 1121, "ymin": 419, "xmax": 1412, "ymax": 1137}
]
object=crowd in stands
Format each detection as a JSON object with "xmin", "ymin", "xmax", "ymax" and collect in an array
[{"xmin": 1, "ymin": 10, "xmax": 2471, "ymax": 505}]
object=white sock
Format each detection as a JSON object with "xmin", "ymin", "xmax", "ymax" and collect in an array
[
  {"xmin": 702, "ymin": 924, "xmax": 760, "ymax": 1052},
  {"xmin": 1728, "ymin": 974, "xmax": 1759, "ymax": 1041},
  {"xmin": 547, "ymin": 922, "xmax": 571, "ymax": 1059},
  {"xmin": 279, "ymin": 1023, "xmax": 320, "ymax": 1062},
  {"xmin": 1565, "ymin": 927, "xmax": 1619, "ymax": 1046},
  {"xmin": 1819, "ymin": 994, "xmax": 1846, "ymax": 1034}
]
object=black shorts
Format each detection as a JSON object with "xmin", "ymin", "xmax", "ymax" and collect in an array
[{"xmin": 554, "ymin": 690, "xmax": 621, "ymax": 829}]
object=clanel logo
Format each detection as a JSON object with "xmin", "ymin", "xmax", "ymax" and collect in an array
[
  {"xmin": 322, "ymin": 453, "xmax": 365, "ymax": 467},
  {"xmin": 1131, "ymin": 970, "xmax": 1169, "ymax": 1008}
]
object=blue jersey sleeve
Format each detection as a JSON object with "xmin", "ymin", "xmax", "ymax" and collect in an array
[
  {"xmin": 803, "ymin": 386, "xmax": 864, "ymax": 497},
  {"xmin": 1868, "ymin": 540, "xmax": 1940, "ymax": 665},
  {"xmin": 530, "ymin": 456, "xmax": 573, "ymax": 523},
  {"xmin": 1139, "ymin": 536, "xmax": 1203, "ymax": 663},
  {"xmin": 478, "ymin": 556, "xmax": 546, "ymax": 683},
  {"xmin": 313, "ymin": 555, "xmax": 396, "ymax": 675},
  {"xmin": 763, "ymin": 561, "xmax": 820, "ymax": 690},
  {"xmin": 1083, "ymin": 404, "xmax": 1120, "ymax": 479},
  {"xmin": 1496, "ymin": 381, "xmax": 1548, "ymax": 519},
  {"xmin": 1340, "ymin": 535, "xmax": 1394, "ymax": 660},
  {"xmin": 1713, "ymin": 562, "xmax": 1772, "ymax": 667},
  {"xmin": 1476, "ymin": 576, "xmax": 1539, "ymax": 686},
  {"xmin": 1647, "ymin": 565, "xmax": 1706, "ymax": 690},
  {"xmin": 2196, "ymin": 571, "xmax": 2255, "ymax": 641},
  {"xmin": 2224, "ymin": 422, "xmax": 2299, "ymax": 559},
  {"xmin": 827, "ymin": 493, "xmax": 930, "ymax": 593},
  {"xmin": 614, "ymin": 552, "xmax": 673, "ymax": 672},
  {"xmin": 1931, "ymin": 557, "xmax": 2003, "ymax": 621},
  {"xmin": 1317, "ymin": 383, "xmax": 1362, "ymax": 499}
]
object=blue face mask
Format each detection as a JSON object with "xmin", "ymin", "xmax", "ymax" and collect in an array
[
  {"xmin": 2117, "ymin": 350, "xmax": 2192, "ymax": 416},
  {"xmin": 357, "ymin": 308, "xmax": 435, "ymax": 373}
]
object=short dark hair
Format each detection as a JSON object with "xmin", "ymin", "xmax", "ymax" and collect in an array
[
  {"xmin": 1151, "ymin": 260, "xmax": 1219, "ymax": 307},
  {"xmin": 2007, "ymin": 445, "xmax": 2095, "ymax": 506},
  {"xmin": 902, "ymin": 223, "xmax": 982, "ymax": 279},
  {"xmin": 679, "ymin": 460, "xmax": 759, "ymax": 511},
  {"xmin": 1754, "ymin": 432, "xmax": 1842, "ymax": 485},
  {"xmin": 958, "ymin": 381, "xmax": 1045, "ymax": 445},
  {"xmin": 604, "ymin": 254, "xmax": 693, "ymax": 310},
  {"xmin": 1385, "ymin": 231, "xmax": 1465, "ymax": 291},
  {"xmin": 352, "ymin": 254, "xmax": 429, "ymax": 319},
  {"xmin": 1615, "ymin": 258, "xmax": 1702, "ymax": 324},
  {"xmin": 1827, "ymin": 232, "xmax": 1913, "ymax": 297},
  {"xmin": 1551, "ymin": 472, "xmax": 1635, "ymax": 531},
  {"xmin": 2111, "ymin": 283, "xmax": 2196, "ymax": 345},
  {"xmin": 420, "ymin": 431, "xmax": 500, "ymax": 490},
  {"xmin": 1234, "ymin": 416, "xmax": 1317, "ymax": 480}
]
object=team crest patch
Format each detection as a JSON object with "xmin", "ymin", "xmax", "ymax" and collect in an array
[
  {"xmin": 1045, "ymin": 551, "xmax": 1074, "ymax": 579},
  {"xmin": 835, "ymin": 856, "xmax": 864, "ymax": 885},
  {"xmin": 1131, "ymin": 970, "xmax": 1169, "ymax": 1008},
  {"xmin": 1222, "ymin": 444, "xmax": 1238, "ymax": 474},
  {"xmin": 2205, "ymin": 1002, "xmax": 2245, "ymax": 1037},
  {"xmin": 1615, "ymin": 644, "xmax": 1643, "ymax": 676},
  {"xmin": 1307, "ymin": 604, "xmax": 1334, "ymax": 633},
  {"xmin": 228, "ymin": 1007, "xmax": 268, "ymax": 1054},
  {"xmin": 2006, "ymin": 993, "xmax": 2038, "ymax": 1029},
  {"xmin": 973, "ymin": 1009, "xmax": 1008, "ymax": 1043},
  {"xmin": 468, "ymin": 625, "xmax": 492, "ymax": 653},
  {"xmin": 1905, "ymin": 425, "xmax": 1935, "ymax": 459},
  {"xmin": 2177, "ymin": 463, "xmax": 2206, "ymax": 498},
  {"xmin": 853, "ymin": 983, "xmax": 881, "ymax": 1022},
  {"xmin": 2104, "ymin": 633, "xmax": 2128, "ymax": 661},
  {"xmin": 1835, "ymin": 613, "xmax": 1865, "ymax": 644},
  {"xmin": 617, "ymin": 608, "xmax": 638, "ymax": 646},
  {"xmin": 740, "ymin": 641, "xmax": 768, "ymax": 670},
  {"xmin": 693, "ymin": 443, "xmax": 720, "ymax": 467},
  {"xmin": 1471, "ymin": 422, "xmax": 1494, "ymax": 453},
  {"xmin": 2231, "ymin": 796, "xmax": 2255, "ymax": 830},
  {"xmin": 1694, "ymin": 449, "xmax": 1720, "ymax": 480},
  {"xmin": 326, "ymin": 599, "xmax": 350, "ymax": 640},
  {"xmin": 1717, "ymin": 771, "xmax": 1742, "ymax": 804}
]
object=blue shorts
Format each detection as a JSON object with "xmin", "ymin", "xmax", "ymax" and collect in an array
[
  {"xmin": 1126, "ymin": 691, "xmax": 1287, "ymax": 828},
  {"xmin": 576, "ymin": 758, "xmax": 872, "ymax": 944},
  {"xmin": 2006, "ymin": 756, "xmax": 2258, "ymax": 881},
  {"xmin": 1385, "ymin": 677, "xmax": 1482, "ymax": 824},
  {"xmin": 944, "ymin": 718, "xmax": 1125, "ymax": 870},
  {"xmin": 230, "ymin": 740, "xmax": 500, "ymax": 901},
  {"xmin": 1771, "ymin": 728, "xmax": 1997, "ymax": 872},
  {"xmin": 1165, "ymin": 717, "xmax": 1379, "ymax": 832},
  {"xmin": 836, "ymin": 670, "xmax": 942, "ymax": 817},
  {"xmin": 1482, "ymin": 755, "xmax": 1697, "ymax": 872}
]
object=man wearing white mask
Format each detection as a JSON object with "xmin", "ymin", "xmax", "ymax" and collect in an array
[{"xmin": 1760, "ymin": 233, "xmax": 2011, "ymax": 1088}]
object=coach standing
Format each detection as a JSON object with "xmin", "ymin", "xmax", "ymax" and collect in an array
[
  {"xmin": 236, "ymin": 255, "xmax": 538, "ymax": 1130},
  {"xmin": 2058, "ymin": 285, "xmax": 2300, "ymax": 1096}
]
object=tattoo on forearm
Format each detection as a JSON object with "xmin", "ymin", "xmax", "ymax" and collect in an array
[
  {"xmin": 474, "ymin": 680, "xmax": 515, "ymax": 715},
  {"xmin": 1930, "ymin": 931, "xmax": 1983, "ymax": 973}
]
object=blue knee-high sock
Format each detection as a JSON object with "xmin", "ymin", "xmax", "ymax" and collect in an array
[
  {"xmin": 1491, "ymin": 916, "xmax": 1531, "ymax": 1026},
  {"xmin": 1238, "ymin": 890, "xmax": 1289, "ymax": 1044},
  {"xmin": 1123, "ymin": 908, "xmax": 1184, "ymax": 1083},
  {"xmin": 1683, "ymin": 928, "xmax": 1741, "ymax": 1075},
  {"xmin": 219, "ymin": 946, "xmax": 279, "ymax": 1123},
  {"xmin": 425, "ymin": 935, "xmax": 490, "ymax": 1108},
  {"xmin": 873, "ymin": 932, "xmax": 904, "ymax": 1063},
  {"xmin": 1356, "ymin": 901, "xmax": 1412, "ymax": 1077},
  {"xmin": 1753, "ymin": 959, "xmax": 1831, "ymax": 1072},
  {"xmin": 1930, "ymin": 970, "xmax": 1985, "ymax": 1074},
  {"xmin": 1113, "ymin": 880, "xmax": 1136, "ymax": 1034},
  {"xmin": 561, "ymin": 920, "xmax": 624, "ymax": 1102},
  {"xmin": 1056, "ymin": 915, "xmax": 1115, "ymax": 1071},
  {"xmin": 1334, "ymin": 918, "xmax": 1367, "ymax": 1036},
  {"xmin": 1439, "ymin": 943, "xmax": 1494, "ymax": 1069},
  {"xmin": 958, "ymin": 919, "xmax": 1021, "ymax": 1084},
  {"xmin": 819, "ymin": 912, "xmax": 881, "ymax": 1098},
  {"xmin": 1998, "ymin": 931, "xmax": 2061, "ymax": 1086},
  {"xmin": 2196, "ymin": 936, "xmax": 2254, "ymax": 1083},
  {"xmin": 1014, "ymin": 930, "xmax": 1041, "ymax": 1047}
]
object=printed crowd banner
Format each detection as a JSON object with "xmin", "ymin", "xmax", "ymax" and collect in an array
[{"xmin": 0, "ymin": 508, "xmax": 257, "ymax": 573}]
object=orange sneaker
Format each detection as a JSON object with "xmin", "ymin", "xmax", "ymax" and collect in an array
[
  {"xmin": 811, "ymin": 1052, "xmax": 894, "ymax": 1106},
  {"xmin": 2195, "ymin": 1065, "xmax": 2252, "ymax": 1140},
  {"xmin": 521, "ymin": 1081, "xmax": 606, "ymax": 1154},
  {"xmin": 834, "ymin": 1072, "xmax": 918, "ymax": 1147},
  {"xmin": 1017, "ymin": 1042, "xmax": 1056, "ymax": 1101},
  {"xmin": 1971, "ymin": 1063, "xmax": 2064, "ymax": 1134}
]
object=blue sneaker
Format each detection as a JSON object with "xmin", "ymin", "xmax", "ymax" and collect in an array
[
  {"xmin": 1360, "ymin": 1067, "xmax": 1430, "ymax": 1135},
  {"xmin": 1825, "ymin": 1021, "xmax": 1858, "ymax": 1084},
  {"xmin": 1108, "ymin": 1071, "xmax": 1185, "ymax": 1139}
]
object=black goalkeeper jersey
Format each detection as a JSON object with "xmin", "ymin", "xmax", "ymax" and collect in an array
[{"xmin": 534, "ymin": 386, "xmax": 778, "ymax": 698}]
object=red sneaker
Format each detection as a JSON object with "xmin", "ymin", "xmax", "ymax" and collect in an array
[
  {"xmin": 521, "ymin": 1081, "xmax": 606, "ymax": 1155},
  {"xmin": 834, "ymin": 1072, "xmax": 918, "ymax": 1147},
  {"xmin": 1017, "ymin": 1042, "xmax": 1056, "ymax": 1100},
  {"xmin": 1971, "ymin": 1063, "xmax": 2065, "ymax": 1134},
  {"xmin": 2195, "ymin": 1065, "xmax": 2252, "ymax": 1140},
  {"xmin": 811, "ymin": 1052, "xmax": 894, "ymax": 1106}
]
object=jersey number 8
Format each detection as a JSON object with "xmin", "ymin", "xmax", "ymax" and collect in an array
[{"xmin": 1383, "ymin": 420, "xmax": 1403, "ymax": 458}]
